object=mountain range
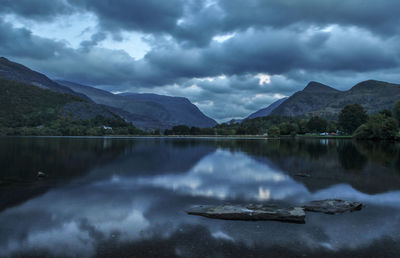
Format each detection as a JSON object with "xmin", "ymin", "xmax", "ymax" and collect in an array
[
  {"xmin": 56, "ymin": 80, "xmax": 217, "ymax": 129},
  {"xmin": 0, "ymin": 57, "xmax": 216, "ymax": 130},
  {"xmin": 0, "ymin": 58, "xmax": 120, "ymax": 126},
  {"xmin": 0, "ymin": 78, "xmax": 122, "ymax": 132},
  {"xmin": 270, "ymin": 80, "xmax": 400, "ymax": 118},
  {"xmin": 246, "ymin": 80, "xmax": 400, "ymax": 120},
  {"xmin": 2, "ymin": 56, "xmax": 400, "ymax": 130}
]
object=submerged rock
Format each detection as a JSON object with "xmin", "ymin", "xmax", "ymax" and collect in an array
[
  {"xmin": 294, "ymin": 173, "xmax": 311, "ymax": 178},
  {"xmin": 186, "ymin": 204, "xmax": 305, "ymax": 223},
  {"xmin": 37, "ymin": 171, "xmax": 47, "ymax": 178},
  {"xmin": 303, "ymin": 199, "xmax": 362, "ymax": 214}
]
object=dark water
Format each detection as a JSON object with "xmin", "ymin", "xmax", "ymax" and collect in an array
[{"xmin": 1, "ymin": 137, "xmax": 400, "ymax": 257}]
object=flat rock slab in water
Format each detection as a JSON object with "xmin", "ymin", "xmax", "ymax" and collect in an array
[
  {"xmin": 303, "ymin": 199, "xmax": 362, "ymax": 214},
  {"xmin": 294, "ymin": 173, "xmax": 311, "ymax": 178},
  {"xmin": 186, "ymin": 204, "xmax": 305, "ymax": 223}
]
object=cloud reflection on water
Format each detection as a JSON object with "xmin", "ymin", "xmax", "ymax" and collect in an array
[
  {"xmin": 1, "ymin": 145, "xmax": 400, "ymax": 257},
  {"xmin": 135, "ymin": 149, "xmax": 305, "ymax": 201}
]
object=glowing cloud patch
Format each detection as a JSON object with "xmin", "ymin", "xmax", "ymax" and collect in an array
[
  {"xmin": 255, "ymin": 73, "xmax": 271, "ymax": 85},
  {"xmin": 213, "ymin": 33, "xmax": 236, "ymax": 43}
]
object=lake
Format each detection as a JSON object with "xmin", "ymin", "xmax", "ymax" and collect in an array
[{"xmin": 1, "ymin": 137, "xmax": 400, "ymax": 257}]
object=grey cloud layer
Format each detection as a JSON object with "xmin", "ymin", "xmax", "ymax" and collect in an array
[
  {"xmin": 0, "ymin": 0, "xmax": 73, "ymax": 20},
  {"xmin": 10, "ymin": 0, "xmax": 397, "ymax": 45},
  {"xmin": 77, "ymin": 0, "xmax": 400, "ymax": 45},
  {"xmin": 0, "ymin": 19, "xmax": 66, "ymax": 59},
  {"xmin": 69, "ymin": 0, "xmax": 184, "ymax": 33},
  {"xmin": 1, "ymin": 0, "xmax": 400, "ymax": 120}
]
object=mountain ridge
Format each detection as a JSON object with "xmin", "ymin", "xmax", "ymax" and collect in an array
[
  {"xmin": 57, "ymin": 80, "xmax": 217, "ymax": 129},
  {"xmin": 0, "ymin": 57, "xmax": 90, "ymax": 101},
  {"xmin": 0, "ymin": 78, "xmax": 137, "ymax": 135},
  {"xmin": 0, "ymin": 57, "xmax": 217, "ymax": 130},
  {"xmin": 120, "ymin": 92, "xmax": 217, "ymax": 128},
  {"xmin": 247, "ymin": 97, "xmax": 288, "ymax": 119},
  {"xmin": 4, "ymin": 57, "xmax": 400, "ymax": 126},
  {"xmin": 271, "ymin": 80, "xmax": 400, "ymax": 118},
  {"xmin": 302, "ymin": 81, "xmax": 340, "ymax": 93}
]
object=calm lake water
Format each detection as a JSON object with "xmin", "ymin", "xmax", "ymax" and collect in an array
[{"xmin": 1, "ymin": 137, "xmax": 400, "ymax": 257}]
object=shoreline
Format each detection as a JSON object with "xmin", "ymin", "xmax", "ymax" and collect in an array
[{"xmin": 0, "ymin": 134, "xmax": 353, "ymax": 140}]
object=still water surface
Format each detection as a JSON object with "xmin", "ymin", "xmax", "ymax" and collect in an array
[{"xmin": 1, "ymin": 137, "xmax": 400, "ymax": 257}]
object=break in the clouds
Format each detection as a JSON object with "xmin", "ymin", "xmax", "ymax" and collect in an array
[{"xmin": 1, "ymin": 0, "xmax": 400, "ymax": 121}]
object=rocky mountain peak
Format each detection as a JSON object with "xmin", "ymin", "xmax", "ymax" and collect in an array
[
  {"xmin": 350, "ymin": 80, "xmax": 396, "ymax": 92},
  {"xmin": 303, "ymin": 81, "xmax": 339, "ymax": 93}
]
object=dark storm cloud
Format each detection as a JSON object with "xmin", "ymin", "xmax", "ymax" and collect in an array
[
  {"xmin": 80, "ymin": 32, "xmax": 107, "ymax": 50},
  {"xmin": 3, "ymin": 0, "xmax": 400, "ymax": 45},
  {"xmin": 171, "ymin": 0, "xmax": 225, "ymax": 47},
  {"xmin": 174, "ymin": 0, "xmax": 400, "ymax": 46},
  {"xmin": 67, "ymin": 0, "xmax": 184, "ymax": 34},
  {"xmin": 0, "ymin": 19, "xmax": 67, "ymax": 59},
  {"xmin": 218, "ymin": 0, "xmax": 400, "ymax": 33},
  {"xmin": 0, "ymin": 0, "xmax": 73, "ymax": 20},
  {"xmin": 2, "ymin": 16, "xmax": 399, "ymax": 91},
  {"xmin": 136, "ymin": 27, "xmax": 400, "ymax": 87},
  {"xmin": 0, "ymin": 18, "xmax": 137, "ymax": 85},
  {"xmin": 51, "ymin": 0, "xmax": 400, "ymax": 46},
  {"xmin": 188, "ymin": 74, "xmax": 298, "ymax": 96}
]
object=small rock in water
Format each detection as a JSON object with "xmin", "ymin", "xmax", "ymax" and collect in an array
[
  {"xmin": 303, "ymin": 199, "xmax": 362, "ymax": 214},
  {"xmin": 37, "ymin": 171, "xmax": 47, "ymax": 178},
  {"xmin": 186, "ymin": 204, "xmax": 306, "ymax": 223}
]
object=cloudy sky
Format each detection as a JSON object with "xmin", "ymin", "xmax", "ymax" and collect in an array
[{"xmin": 1, "ymin": 0, "xmax": 400, "ymax": 121}]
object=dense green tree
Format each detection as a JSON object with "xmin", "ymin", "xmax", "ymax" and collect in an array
[
  {"xmin": 393, "ymin": 100, "xmax": 400, "ymax": 124},
  {"xmin": 201, "ymin": 128, "xmax": 215, "ymax": 135},
  {"xmin": 236, "ymin": 123, "xmax": 260, "ymax": 135},
  {"xmin": 289, "ymin": 123, "xmax": 299, "ymax": 135},
  {"xmin": 268, "ymin": 126, "xmax": 280, "ymax": 138},
  {"xmin": 189, "ymin": 127, "xmax": 201, "ymax": 135},
  {"xmin": 279, "ymin": 122, "xmax": 291, "ymax": 135},
  {"xmin": 279, "ymin": 122, "xmax": 298, "ymax": 135},
  {"xmin": 171, "ymin": 125, "xmax": 190, "ymax": 135},
  {"xmin": 87, "ymin": 127, "xmax": 102, "ymax": 136},
  {"xmin": 327, "ymin": 122, "xmax": 337, "ymax": 133},
  {"xmin": 297, "ymin": 119, "xmax": 309, "ymax": 134},
  {"xmin": 306, "ymin": 116, "xmax": 327, "ymax": 133},
  {"xmin": 379, "ymin": 109, "xmax": 392, "ymax": 117},
  {"xmin": 235, "ymin": 127, "xmax": 246, "ymax": 135},
  {"xmin": 215, "ymin": 116, "xmax": 302, "ymax": 136},
  {"xmin": 215, "ymin": 128, "xmax": 235, "ymax": 135},
  {"xmin": 354, "ymin": 114, "xmax": 398, "ymax": 140},
  {"xmin": 338, "ymin": 104, "xmax": 368, "ymax": 134},
  {"xmin": 163, "ymin": 125, "xmax": 216, "ymax": 135}
]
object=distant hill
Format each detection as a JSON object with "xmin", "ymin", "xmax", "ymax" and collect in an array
[
  {"xmin": 120, "ymin": 92, "xmax": 217, "ymax": 128},
  {"xmin": 0, "ymin": 57, "xmax": 217, "ymax": 130},
  {"xmin": 223, "ymin": 119, "xmax": 243, "ymax": 125},
  {"xmin": 57, "ymin": 80, "xmax": 217, "ymax": 129},
  {"xmin": 0, "ymin": 57, "xmax": 89, "ymax": 100},
  {"xmin": 56, "ymin": 80, "xmax": 163, "ymax": 129},
  {"xmin": 247, "ymin": 97, "xmax": 288, "ymax": 119},
  {"xmin": 271, "ymin": 80, "xmax": 400, "ymax": 118},
  {"xmin": 0, "ymin": 78, "xmax": 132, "ymax": 134},
  {"xmin": 0, "ymin": 57, "xmax": 133, "ymax": 132}
]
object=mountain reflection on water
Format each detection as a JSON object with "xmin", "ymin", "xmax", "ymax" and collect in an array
[{"xmin": 1, "ymin": 137, "xmax": 400, "ymax": 257}]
